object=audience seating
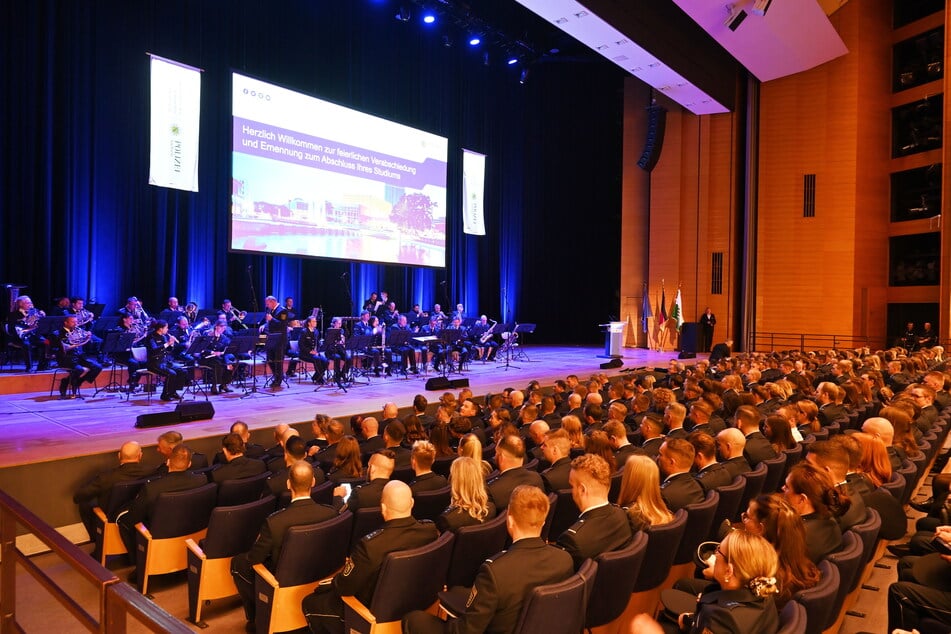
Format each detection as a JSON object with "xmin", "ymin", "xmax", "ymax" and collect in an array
[
  {"xmin": 823, "ymin": 530, "xmax": 865, "ymax": 633},
  {"xmin": 585, "ymin": 531, "xmax": 648, "ymax": 632},
  {"xmin": 793, "ymin": 559, "xmax": 840, "ymax": 634},
  {"xmin": 134, "ymin": 482, "xmax": 218, "ymax": 595},
  {"xmin": 777, "ymin": 600, "xmax": 807, "ymax": 634},
  {"xmin": 431, "ymin": 455, "xmax": 455, "ymax": 478},
  {"xmin": 759, "ymin": 452, "xmax": 787, "ymax": 495},
  {"xmin": 734, "ymin": 462, "xmax": 768, "ymax": 522},
  {"xmin": 781, "ymin": 443, "xmax": 803, "ymax": 478},
  {"xmin": 896, "ymin": 460, "xmax": 918, "ymax": 505},
  {"xmin": 411, "ymin": 486, "xmax": 451, "ymax": 523},
  {"xmin": 661, "ymin": 490, "xmax": 719, "ymax": 591},
  {"xmin": 185, "ymin": 495, "xmax": 275, "ymax": 626},
  {"xmin": 216, "ymin": 471, "xmax": 270, "ymax": 507},
  {"xmin": 351, "ymin": 507, "xmax": 386, "ymax": 548},
  {"xmin": 549, "ymin": 488, "xmax": 580, "ymax": 541},
  {"xmin": 253, "ymin": 510, "xmax": 353, "ymax": 634},
  {"xmin": 619, "ymin": 509, "xmax": 688, "ymax": 624},
  {"xmin": 510, "ymin": 558, "xmax": 597, "ymax": 634},
  {"xmin": 608, "ymin": 469, "xmax": 622, "ymax": 504},
  {"xmin": 709, "ymin": 476, "xmax": 745, "ymax": 541},
  {"xmin": 343, "ymin": 531, "xmax": 455, "ymax": 634},
  {"xmin": 445, "ymin": 511, "xmax": 508, "ymax": 588},
  {"xmin": 391, "ymin": 467, "xmax": 415, "ymax": 484},
  {"xmin": 539, "ymin": 491, "xmax": 559, "ymax": 542},
  {"xmin": 880, "ymin": 471, "xmax": 906, "ymax": 501},
  {"xmin": 91, "ymin": 477, "xmax": 149, "ymax": 565}
]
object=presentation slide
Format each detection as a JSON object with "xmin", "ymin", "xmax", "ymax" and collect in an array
[{"xmin": 230, "ymin": 73, "xmax": 448, "ymax": 267}]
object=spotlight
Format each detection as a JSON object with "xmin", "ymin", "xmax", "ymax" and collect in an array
[
  {"xmin": 395, "ymin": 5, "xmax": 411, "ymax": 22},
  {"xmin": 422, "ymin": 11, "xmax": 435, "ymax": 24},
  {"xmin": 468, "ymin": 35, "xmax": 481, "ymax": 46},
  {"xmin": 507, "ymin": 56, "xmax": 518, "ymax": 65}
]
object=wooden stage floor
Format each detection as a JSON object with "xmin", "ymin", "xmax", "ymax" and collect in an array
[{"xmin": 0, "ymin": 345, "xmax": 689, "ymax": 469}]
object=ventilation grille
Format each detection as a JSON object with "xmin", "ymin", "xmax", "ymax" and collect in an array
[
  {"xmin": 712, "ymin": 252, "xmax": 723, "ymax": 295},
  {"xmin": 803, "ymin": 174, "xmax": 816, "ymax": 217}
]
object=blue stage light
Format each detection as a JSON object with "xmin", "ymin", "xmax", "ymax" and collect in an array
[
  {"xmin": 423, "ymin": 13, "xmax": 435, "ymax": 24},
  {"xmin": 468, "ymin": 36, "xmax": 481, "ymax": 46}
]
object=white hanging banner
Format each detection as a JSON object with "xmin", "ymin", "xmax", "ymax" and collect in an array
[
  {"xmin": 462, "ymin": 148, "xmax": 486, "ymax": 236},
  {"xmin": 149, "ymin": 54, "xmax": 201, "ymax": 192}
]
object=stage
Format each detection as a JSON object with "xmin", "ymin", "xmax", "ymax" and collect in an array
[{"xmin": 0, "ymin": 344, "xmax": 691, "ymax": 532}]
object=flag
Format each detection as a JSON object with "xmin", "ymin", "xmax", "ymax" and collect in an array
[
  {"xmin": 658, "ymin": 288, "xmax": 667, "ymax": 327},
  {"xmin": 671, "ymin": 288, "xmax": 684, "ymax": 331},
  {"xmin": 641, "ymin": 287, "xmax": 653, "ymax": 332}
]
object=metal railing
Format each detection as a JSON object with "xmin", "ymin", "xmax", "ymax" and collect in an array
[
  {"xmin": 0, "ymin": 488, "xmax": 191, "ymax": 633},
  {"xmin": 750, "ymin": 332, "xmax": 876, "ymax": 353}
]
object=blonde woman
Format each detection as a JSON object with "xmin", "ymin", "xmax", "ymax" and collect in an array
[
  {"xmin": 436, "ymin": 457, "xmax": 496, "ymax": 532},
  {"xmin": 561, "ymin": 415, "xmax": 586, "ymax": 452},
  {"xmin": 616, "ymin": 455, "xmax": 673, "ymax": 531},
  {"xmin": 458, "ymin": 433, "xmax": 492, "ymax": 477}
]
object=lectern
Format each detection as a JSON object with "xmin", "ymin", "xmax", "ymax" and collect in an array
[{"xmin": 599, "ymin": 322, "xmax": 625, "ymax": 358}]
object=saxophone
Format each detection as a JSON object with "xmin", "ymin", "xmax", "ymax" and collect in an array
[{"xmin": 480, "ymin": 319, "xmax": 498, "ymax": 344}]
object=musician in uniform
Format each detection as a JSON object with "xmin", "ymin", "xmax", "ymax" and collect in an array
[
  {"xmin": 183, "ymin": 301, "xmax": 199, "ymax": 324},
  {"xmin": 49, "ymin": 316, "xmax": 102, "ymax": 398},
  {"xmin": 444, "ymin": 316, "xmax": 472, "ymax": 369},
  {"xmin": 109, "ymin": 314, "xmax": 143, "ymax": 392},
  {"xmin": 68, "ymin": 296, "xmax": 102, "ymax": 359},
  {"xmin": 321, "ymin": 317, "xmax": 350, "ymax": 383},
  {"xmin": 168, "ymin": 316, "xmax": 194, "ymax": 363},
  {"xmin": 288, "ymin": 315, "xmax": 323, "ymax": 382},
  {"xmin": 469, "ymin": 315, "xmax": 499, "ymax": 361},
  {"xmin": 145, "ymin": 319, "xmax": 188, "ymax": 401},
  {"xmin": 203, "ymin": 319, "xmax": 236, "ymax": 394},
  {"xmin": 389, "ymin": 314, "xmax": 419, "ymax": 374},
  {"xmin": 420, "ymin": 314, "xmax": 444, "ymax": 371},
  {"xmin": 259, "ymin": 295, "xmax": 289, "ymax": 388},
  {"xmin": 6, "ymin": 295, "xmax": 49, "ymax": 371}
]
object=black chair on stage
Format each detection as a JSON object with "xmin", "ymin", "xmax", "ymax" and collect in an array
[
  {"xmin": 793, "ymin": 560, "xmax": 840, "ymax": 634},
  {"xmin": 585, "ymin": 531, "xmax": 648, "ymax": 631},
  {"xmin": 254, "ymin": 511, "xmax": 353, "ymax": 634},
  {"xmin": 343, "ymin": 531, "xmax": 455, "ymax": 634},
  {"xmin": 185, "ymin": 495, "xmax": 275, "ymax": 626},
  {"xmin": 445, "ymin": 511, "xmax": 508, "ymax": 588}
]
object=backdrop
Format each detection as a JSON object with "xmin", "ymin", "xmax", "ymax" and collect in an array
[{"xmin": 0, "ymin": 0, "xmax": 624, "ymax": 343}]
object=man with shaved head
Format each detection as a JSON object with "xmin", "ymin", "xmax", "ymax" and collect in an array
[
  {"xmin": 303, "ymin": 480, "xmax": 439, "ymax": 634},
  {"xmin": 716, "ymin": 428, "xmax": 751, "ymax": 481},
  {"xmin": 73, "ymin": 440, "xmax": 156, "ymax": 558},
  {"xmin": 862, "ymin": 417, "xmax": 903, "ymax": 470}
]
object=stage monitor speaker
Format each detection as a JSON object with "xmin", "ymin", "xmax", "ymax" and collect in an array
[
  {"xmin": 450, "ymin": 378, "xmax": 469, "ymax": 389},
  {"xmin": 600, "ymin": 358, "xmax": 623, "ymax": 370},
  {"xmin": 135, "ymin": 411, "xmax": 180, "ymax": 429},
  {"xmin": 679, "ymin": 322, "xmax": 698, "ymax": 354},
  {"xmin": 637, "ymin": 106, "xmax": 667, "ymax": 172},
  {"xmin": 425, "ymin": 377, "xmax": 452, "ymax": 391},
  {"xmin": 176, "ymin": 401, "xmax": 216, "ymax": 422},
  {"xmin": 678, "ymin": 351, "xmax": 697, "ymax": 359}
]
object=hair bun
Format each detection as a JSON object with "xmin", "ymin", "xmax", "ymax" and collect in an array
[{"xmin": 748, "ymin": 575, "xmax": 779, "ymax": 598}]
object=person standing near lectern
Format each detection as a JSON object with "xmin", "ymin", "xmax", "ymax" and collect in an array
[
  {"xmin": 698, "ymin": 307, "xmax": 716, "ymax": 352},
  {"xmin": 260, "ymin": 295, "xmax": 289, "ymax": 388}
]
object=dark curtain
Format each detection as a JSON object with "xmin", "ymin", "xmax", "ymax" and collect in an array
[{"xmin": 0, "ymin": 0, "xmax": 623, "ymax": 343}]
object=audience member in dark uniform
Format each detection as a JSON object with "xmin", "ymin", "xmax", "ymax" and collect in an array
[
  {"xmin": 404, "ymin": 485, "xmax": 573, "ymax": 634},
  {"xmin": 783, "ymin": 462, "xmax": 846, "ymax": 563},
  {"xmin": 486, "ymin": 434, "xmax": 545, "ymax": 511},
  {"xmin": 144, "ymin": 319, "xmax": 188, "ymax": 401},
  {"xmin": 437, "ymin": 457, "xmax": 497, "ymax": 533},
  {"xmin": 735, "ymin": 405, "xmax": 778, "ymax": 467},
  {"xmin": 73, "ymin": 441, "xmax": 155, "ymax": 557},
  {"xmin": 211, "ymin": 433, "xmax": 267, "ymax": 483},
  {"xmin": 688, "ymin": 431, "xmax": 733, "ymax": 492},
  {"xmin": 707, "ymin": 339, "xmax": 732, "ymax": 366},
  {"xmin": 634, "ymin": 414, "xmax": 666, "ymax": 459},
  {"xmin": 211, "ymin": 421, "xmax": 265, "ymax": 465},
  {"xmin": 556, "ymin": 454, "xmax": 633, "ymax": 570},
  {"xmin": 116, "ymin": 445, "xmax": 207, "ymax": 581},
  {"xmin": 540, "ymin": 429, "xmax": 573, "ymax": 492},
  {"xmin": 231, "ymin": 461, "xmax": 337, "ymax": 625},
  {"xmin": 337, "ymin": 450, "xmax": 394, "ymax": 513},
  {"xmin": 267, "ymin": 435, "xmax": 325, "ymax": 498},
  {"xmin": 303, "ymin": 480, "xmax": 439, "ymax": 634},
  {"xmin": 604, "ymin": 421, "xmax": 637, "ymax": 470},
  {"xmin": 657, "ymin": 438, "xmax": 706, "ymax": 512},
  {"xmin": 816, "ymin": 382, "xmax": 846, "ymax": 427},
  {"xmin": 49, "ymin": 315, "xmax": 102, "ymax": 398},
  {"xmin": 409, "ymin": 440, "xmax": 448, "ymax": 494},
  {"xmin": 149, "ymin": 430, "xmax": 209, "ymax": 474},
  {"xmin": 259, "ymin": 295, "xmax": 289, "ymax": 388},
  {"xmin": 383, "ymin": 421, "xmax": 412, "ymax": 470},
  {"xmin": 888, "ymin": 524, "xmax": 951, "ymax": 633},
  {"xmin": 717, "ymin": 428, "xmax": 752, "ymax": 481}
]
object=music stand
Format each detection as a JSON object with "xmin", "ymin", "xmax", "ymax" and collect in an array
[
  {"xmin": 512, "ymin": 323, "xmax": 537, "ymax": 362},
  {"xmin": 231, "ymin": 336, "xmax": 273, "ymax": 398},
  {"xmin": 96, "ymin": 331, "xmax": 136, "ymax": 396},
  {"xmin": 386, "ymin": 329, "xmax": 412, "ymax": 379},
  {"xmin": 438, "ymin": 329, "xmax": 464, "ymax": 376},
  {"xmin": 497, "ymin": 326, "xmax": 521, "ymax": 371},
  {"xmin": 346, "ymin": 334, "xmax": 373, "ymax": 384}
]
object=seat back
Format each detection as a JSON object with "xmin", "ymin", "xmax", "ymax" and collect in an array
[
  {"xmin": 391, "ymin": 467, "xmax": 416, "ymax": 484},
  {"xmin": 760, "ymin": 452, "xmax": 787, "ymax": 494},
  {"xmin": 880, "ymin": 471, "xmax": 906, "ymax": 501},
  {"xmin": 368, "ymin": 531, "xmax": 455, "ymax": 621},
  {"xmin": 514, "ymin": 558, "xmax": 597, "ymax": 634},
  {"xmin": 849, "ymin": 508, "xmax": 881, "ymax": 572},
  {"xmin": 608, "ymin": 469, "xmax": 623, "ymax": 504},
  {"xmin": 350, "ymin": 507, "xmax": 385, "ymax": 548},
  {"xmin": 709, "ymin": 476, "xmax": 745, "ymax": 540},
  {"xmin": 777, "ymin": 594, "xmax": 806, "ymax": 634},
  {"xmin": 794, "ymin": 559, "xmax": 840, "ymax": 634},
  {"xmin": 586, "ymin": 531, "xmax": 648, "ymax": 628},
  {"xmin": 216, "ymin": 471, "xmax": 270, "ymax": 507},
  {"xmin": 103, "ymin": 478, "xmax": 150, "ymax": 520},
  {"xmin": 432, "ymin": 455, "xmax": 455, "ymax": 478},
  {"xmin": 632, "ymin": 509, "xmax": 687, "ymax": 592},
  {"xmin": 825, "ymin": 530, "xmax": 864, "ymax": 612},
  {"xmin": 412, "ymin": 486, "xmax": 451, "ymax": 523},
  {"xmin": 896, "ymin": 460, "xmax": 918, "ymax": 504},
  {"xmin": 273, "ymin": 511, "xmax": 354, "ymax": 587},
  {"xmin": 735, "ymin": 462, "xmax": 768, "ymax": 522},
  {"xmin": 148, "ymin": 483, "xmax": 218, "ymax": 539},
  {"xmin": 446, "ymin": 511, "xmax": 509, "ymax": 588},
  {"xmin": 673, "ymin": 490, "xmax": 719, "ymax": 565},
  {"xmin": 540, "ymin": 492, "xmax": 558, "ymax": 542},
  {"xmin": 781, "ymin": 444, "xmax": 803, "ymax": 477},
  {"xmin": 131, "ymin": 347, "xmax": 147, "ymax": 363},
  {"xmin": 549, "ymin": 489, "xmax": 580, "ymax": 541},
  {"xmin": 201, "ymin": 496, "xmax": 275, "ymax": 559},
  {"xmin": 311, "ymin": 480, "xmax": 335, "ymax": 505}
]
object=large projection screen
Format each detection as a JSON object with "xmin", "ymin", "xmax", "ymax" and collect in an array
[{"xmin": 230, "ymin": 73, "xmax": 448, "ymax": 267}]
